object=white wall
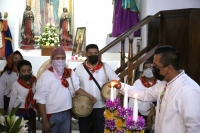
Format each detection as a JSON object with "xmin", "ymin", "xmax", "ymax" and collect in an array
[
  {"xmin": 140, "ymin": 0, "xmax": 200, "ymax": 49},
  {"xmin": 0, "ymin": 0, "xmax": 26, "ymax": 51},
  {"xmin": 74, "ymin": 0, "xmax": 113, "ymax": 50}
]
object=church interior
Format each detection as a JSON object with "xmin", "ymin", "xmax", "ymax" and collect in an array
[{"xmin": 0, "ymin": 0, "xmax": 200, "ymax": 132}]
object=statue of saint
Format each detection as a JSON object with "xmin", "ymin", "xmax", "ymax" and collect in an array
[
  {"xmin": 59, "ymin": 7, "xmax": 73, "ymax": 49},
  {"xmin": 20, "ymin": 6, "xmax": 35, "ymax": 49},
  {"xmin": 0, "ymin": 12, "xmax": 13, "ymax": 58}
]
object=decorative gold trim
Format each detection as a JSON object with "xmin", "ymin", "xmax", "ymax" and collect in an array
[{"xmin": 26, "ymin": 0, "xmax": 31, "ymax": 6}]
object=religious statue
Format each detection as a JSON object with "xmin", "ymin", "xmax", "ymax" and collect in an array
[
  {"xmin": 0, "ymin": 12, "xmax": 13, "ymax": 58},
  {"xmin": 112, "ymin": 0, "xmax": 140, "ymax": 37},
  {"xmin": 59, "ymin": 7, "xmax": 73, "ymax": 50},
  {"xmin": 20, "ymin": 6, "xmax": 35, "ymax": 49}
]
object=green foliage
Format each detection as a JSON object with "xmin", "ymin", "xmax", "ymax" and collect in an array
[{"xmin": 0, "ymin": 104, "xmax": 28, "ymax": 133}]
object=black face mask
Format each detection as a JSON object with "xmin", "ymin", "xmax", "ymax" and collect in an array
[
  {"xmin": 152, "ymin": 66, "xmax": 166, "ymax": 81},
  {"xmin": 20, "ymin": 74, "xmax": 32, "ymax": 81},
  {"xmin": 88, "ymin": 55, "xmax": 99, "ymax": 65}
]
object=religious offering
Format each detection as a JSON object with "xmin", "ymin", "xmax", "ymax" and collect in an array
[{"xmin": 104, "ymin": 86, "xmax": 145, "ymax": 133}]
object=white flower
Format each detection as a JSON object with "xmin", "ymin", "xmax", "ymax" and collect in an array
[
  {"xmin": 0, "ymin": 115, "xmax": 5, "ymax": 126},
  {"xmin": 46, "ymin": 23, "xmax": 50, "ymax": 26},
  {"xmin": 50, "ymin": 43, "xmax": 54, "ymax": 46},
  {"xmin": 20, "ymin": 118, "xmax": 28, "ymax": 127},
  {"xmin": 18, "ymin": 126, "xmax": 28, "ymax": 133}
]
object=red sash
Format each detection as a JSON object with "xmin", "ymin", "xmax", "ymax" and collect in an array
[
  {"xmin": 48, "ymin": 67, "xmax": 72, "ymax": 88},
  {"xmin": 84, "ymin": 60, "xmax": 103, "ymax": 80},
  {"xmin": 140, "ymin": 76, "xmax": 157, "ymax": 88},
  {"xmin": 17, "ymin": 76, "xmax": 37, "ymax": 110}
]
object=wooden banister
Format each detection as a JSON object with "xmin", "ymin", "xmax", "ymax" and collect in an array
[
  {"xmin": 115, "ymin": 44, "xmax": 152, "ymax": 74},
  {"xmin": 118, "ymin": 45, "xmax": 158, "ymax": 79},
  {"xmin": 99, "ymin": 12, "xmax": 160, "ymax": 55}
]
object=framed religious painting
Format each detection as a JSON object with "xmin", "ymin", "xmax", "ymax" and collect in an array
[
  {"xmin": 28, "ymin": 0, "xmax": 74, "ymax": 50},
  {"xmin": 72, "ymin": 27, "xmax": 86, "ymax": 57}
]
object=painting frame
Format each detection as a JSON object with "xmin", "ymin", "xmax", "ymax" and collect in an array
[
  {"xmin": 29, "ymin": 0, "xmax": 74, "ymax": 37},
  {"xmin": 72, "ymin": 27, "xmax": 86, "ymax": 57}
]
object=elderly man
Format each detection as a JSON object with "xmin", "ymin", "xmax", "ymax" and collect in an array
[
  {"xmin": 110, "ymin": 45, "xmax": 200, "ymax": 133},
  {"xmin": 34, "ymin": 47, "xmax": 96, "ymax": 133}
]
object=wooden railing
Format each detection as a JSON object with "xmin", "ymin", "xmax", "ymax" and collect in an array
[{"xmin": 99, "ymin": 11, "xmax": 161, "ymax": 83}]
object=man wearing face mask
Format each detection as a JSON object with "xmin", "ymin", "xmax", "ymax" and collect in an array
[
  {"xmin": 34, "ymin": 47, "xmax": 96, "ymax": 133},
  {"xmin": 75, "ymin": 44, "xmax": 120, "ymax": 133},
  {"xmin": 129, "ymin": 59, "xmax": 159, "ymax": 133},
  {"xmin": 110, "ymin": 46, "xmax": 200, "ymax": 133}
]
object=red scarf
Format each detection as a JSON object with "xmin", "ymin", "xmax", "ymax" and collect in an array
[
  {"xmin": 12, "ymin": 67, "xmax": 18, "ymax": 73},
  {"xmin": 140, "ymin": 76, "xmax": 157, "ymax": 88},
  {"xmin": 17, "ymin": 76, "xmax": 37, "ymax": 110},
  {"xmin": 84, "ymin": 60, "xmax": 103, "ymax": 80},
  {"xmin": 48, "ymin": 67, "xmax": 72, "ymax": 88}
]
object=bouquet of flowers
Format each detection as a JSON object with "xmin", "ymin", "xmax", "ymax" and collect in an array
[
  {"xmin": 0, "ymin": 105, "xmax": 28, "ymax": 133},
  {"xmin": 104, "ymin": 98, "xmax": 145, "ymax": 133},
  {"xmin": 37, "ymin": 23, "xmax": 60, "ymax": 47}
]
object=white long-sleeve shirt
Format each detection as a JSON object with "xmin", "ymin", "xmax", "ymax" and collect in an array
[
  {"xmin": 128, "ymin": 79, "xmax": 159, "ymax": 116},
  {"xmin": 8, "ymin": 80, "xmax": 36, "ymax": 112},
  {"xmin": 33, "ymin": 69, "xmax": 80, "ymax": 114},
  {"xmin": 119, "ymin": 71, "xmax": 200, "ymax": 133},
  {"xmin": 75, "ymin": 63, "xmax": 120, "ymax": 108},
  {"xmin": 0, "ymin": 71, "xmax": 18, "ymax": 97},
  {"xmin": 0, "ymin": 79, "xmax": 4, "ymax": 108}
]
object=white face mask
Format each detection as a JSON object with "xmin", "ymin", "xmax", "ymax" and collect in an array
[
  {"xmin": 143, "ymin": 68, "xmax": 154, "ymax": 78},
  {"xmin": 51, "ymin": 60, "xmax": 66, "ymax": 76}
]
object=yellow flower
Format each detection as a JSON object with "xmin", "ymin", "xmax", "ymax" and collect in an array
[
  {"xmin": 46, "ymin": 42, "xmax": 50, "ymax": 46},
  {"xmin": 115, "ymin": 118, "xmax": 123, "ymax": 130},
  {"xmin": 104, "ymin": 109, "xmax": 112, "ymax": 119},
  {"xmin": 126, "ymin": 130, "xmax": 132, "ymax": 133},
  {"xmin": 113, "ymin": 110, "xmax": 118, "ymax": 117},
  {"xmin": 104, "ymin": 129, "xmax": 110, "ymax": 133}
]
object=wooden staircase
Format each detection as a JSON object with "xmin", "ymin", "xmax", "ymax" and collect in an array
[{"xmin": 99, "ymin": 8, "xmax": 200, "ymax": 86}]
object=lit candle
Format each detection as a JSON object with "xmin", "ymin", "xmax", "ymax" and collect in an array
[
  {"xmin": 123, "ymin": 89, "xmax": 128, "ymax": 109},
  {"xmin": 110, "ymin": 86, "xmax": 114, "ymax": 102},
  {"xmin": 133, "ymin": 94, "xmax": 138, "ymax": 122},
  {"xmin": 113, "ymin": 88, "xmax": 116, "ymax": 99}
]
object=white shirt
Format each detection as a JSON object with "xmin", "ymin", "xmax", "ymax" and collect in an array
[
  {"xmin": 0, "ymin": 71, "xmax": 18, "ymax": 97},
  {"xmin": 33, "ymin": 69, "xmax": 80, "ymax": 114},
  {"xmin": 8, "ymin": 80, "xmax": 36, "ymax": 113},
  {"xmin": 0, "ymin": 79, "xmax": 4, "ymax": 108},
  {"xmin": 128, "ymin": 79, "xmax": 159, "ymax": 116},
  {"xmin": 119, "ymin": 71, "xmax": 200, "ymax": 133},
  {"xmin": 75, "ymin": 62, "xmax": 120, "ymax": 108}
]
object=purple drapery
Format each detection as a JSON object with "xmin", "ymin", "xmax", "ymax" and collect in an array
[{"xmin": 112, "ymin": 0, "xmax": 141, "ymax": 37}]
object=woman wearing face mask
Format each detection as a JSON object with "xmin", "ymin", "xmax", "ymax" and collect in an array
[
  {"xmin": 0, "ymin": 50, "xmax": 23, "ymax": 112},
  {"xmin": 128, "ymin": 59, "xmax": 159, "ymax": 133},
  {"xmin": 9, "ymin": 60, "xmax": 37, "ymax": 133}
]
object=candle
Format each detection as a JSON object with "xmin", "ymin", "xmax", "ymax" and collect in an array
[
  {"xmin": 113, "ymin": 88, "xmax": 116, "ymax": 99},
  {"xmin": 110, "ymin": 86, "xmax": 114, "ymax": 102},
  {"xmin": 123, "ymin": 89, "xmax": 128, "ymax": 109},
  {"xmin": 133, "ymin": 94, "xmax": 138, "ymax": 122}
]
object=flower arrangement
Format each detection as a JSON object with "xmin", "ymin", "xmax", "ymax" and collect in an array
[
  {"xmin": 37, "ymin": 23, "xmax": 60, "ymax": 47},
  {"xmin": 104, "ymin": 98, "xmax": 145, "ymax": 133},
  {"xmin": 0, "ymin": 105, "xmax": 28, "ymax": 133}
]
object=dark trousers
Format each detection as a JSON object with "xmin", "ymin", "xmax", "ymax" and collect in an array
[
  {"xmin": 79, "ymin": 108, "xmax": 105, "ymax": 133},
  {"xmin": 4, "ymin": 96, "xmax": 10, "ymax": 112}
]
